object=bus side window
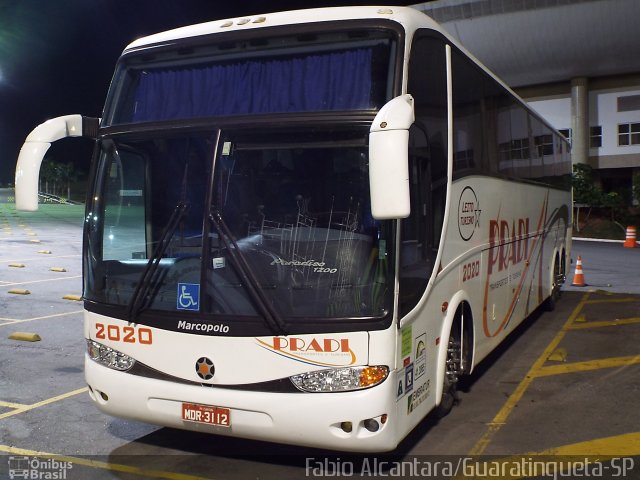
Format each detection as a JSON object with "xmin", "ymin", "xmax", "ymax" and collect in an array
[{"xmin": 400, "ymin": 32, "xmax": 448, "ymax": 317}]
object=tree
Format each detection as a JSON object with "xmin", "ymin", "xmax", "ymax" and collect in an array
[
  {"xmin": 633, "ymin": 171, "xmax": 640, "ymax": 207},
  {"xmin": 572, "ymin": 164, "xmax": 599, "ymax": 232},
  {"xmin": 40, "ymin": 159, "xmax": 58, "ymax": 195},
  {"xmin": 39, "ymin": 159, "xmax": 80, "ymax": 201},
  {"xmin": 572, "ymin": 164, "xmax": 601, "ymax": 206},
  {"xmin": 58, "ymin": 162, "xmax": 78, "ymax": 201},
  {"xmin": 601, "ymin": 191, "xmax": 624, "ymax": 222},
  {"xmin": 572, "ymin": 164, "xmax": 629, "ymax": 234}
]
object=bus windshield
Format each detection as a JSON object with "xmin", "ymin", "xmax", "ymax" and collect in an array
[
  {"xmin": 84, "ymin": 127, "xmax": 394, "ymax": 329},
  {"xmin": 104, "ymin": 29, "xmax": 397, "ymax": 126}
]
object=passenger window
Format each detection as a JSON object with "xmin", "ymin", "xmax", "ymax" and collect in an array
[{"xmin": 401, "ymin": 32, "xmax": 448, "ymax": 316}]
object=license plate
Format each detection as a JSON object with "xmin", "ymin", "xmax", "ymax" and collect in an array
[{"xmin": 181, "ymin": 402, "xmax": 230, "ymax": 427}]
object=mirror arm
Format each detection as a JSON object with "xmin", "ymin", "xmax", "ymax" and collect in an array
[{"xmin": 15, "ymin": 115, "xmax": 99, "ymax": 211}]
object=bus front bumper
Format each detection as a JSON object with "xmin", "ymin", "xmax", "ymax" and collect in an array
[{"xmin": 85, "ymin": 355, "xmax": 400, "ymax": 452}]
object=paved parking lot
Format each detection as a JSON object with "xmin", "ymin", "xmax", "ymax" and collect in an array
[
  {"xmin": 1, "ymin": 192, "xmax": 638, "ymax": 479},
  {"xmin": 567, "ymin": 239, "xmax": 640, "ymax": 294}
]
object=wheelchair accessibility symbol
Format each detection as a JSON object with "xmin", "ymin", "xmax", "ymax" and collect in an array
[{"xmin": 177, "ymin": 283, "xmax": 200, "ymax": 311}]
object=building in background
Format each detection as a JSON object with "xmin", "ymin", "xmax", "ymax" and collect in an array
[{"xmin": 413, "ymin": 0, "xmax": 640, "ymax": 203}]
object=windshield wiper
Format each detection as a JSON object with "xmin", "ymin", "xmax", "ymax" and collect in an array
[
  {"xmin": 209, "ymin": 209, "xmax": 288, "ymax": 336},
  {"xmin": 126, "ymin": 201, "xmax": 190, "ymax": 322}
]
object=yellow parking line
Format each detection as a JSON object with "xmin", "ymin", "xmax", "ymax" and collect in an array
[
  {"xmin": 535, "ymin": 355, "xmax": 640, "ymax": 377},
  {"xmin": 1, "ymin": 254, "xmax": 80, "ymax": 264},
  {"xmin": 468, "ymin": 293, "xmax": 592, "ymax": 456},
  {"xmin": 0, "ymin": 444, "xmax": 212, "ymax": 480},
  {"xmin": 0, "ymin": 310, "xmax": 83, "ymax": 326},
  {"xmin": 527, "ymin": 431, "xmax": 640, "ymax": 456},
  {"xmin": 585, "ymin": 297, "xmax": 638, "ymax": 305},
  {"xmin": 3, "ymin": 275, "xmax": 81, "ymax": 287},
  {"xmin": 0, "ymin": 400, "xmax": 28, "ymax": 409},
  {"xmin": 568, "ymin": 317, "xmax": 640, "ymax": 330},
  {"xmin": 0, "ymin": 387, "xmax": 88, "ymax": 420},
  {"xmin": 460, "ymin": 433, "xmax": 640, "ymax": 480}
]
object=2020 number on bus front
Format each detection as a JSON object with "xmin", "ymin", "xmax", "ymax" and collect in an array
[{"xmin": 181, "ymin": 403, "xmax": 231, "ymax": 427}]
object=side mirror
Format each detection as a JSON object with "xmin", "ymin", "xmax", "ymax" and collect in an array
[
  {"xmin": 368, "ymin": 94, "xmax": 414, "ymax": 220},
  {"xmin": 15, "ymin": 115, "xmax": 99, "ymax": 211}
]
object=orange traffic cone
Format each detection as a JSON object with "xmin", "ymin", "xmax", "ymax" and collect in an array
[
  {"xmin": 623, "ymin": 226, "xmax": 637, "ymax": 248},
  {"xmin": 571, "ymin": 256, "xmax": 586, "ymax": 287}
]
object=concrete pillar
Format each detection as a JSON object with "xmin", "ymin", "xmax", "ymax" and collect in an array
[{"xmin": 571, "ymin": 77, "xmax": 589, "ymax": 165}]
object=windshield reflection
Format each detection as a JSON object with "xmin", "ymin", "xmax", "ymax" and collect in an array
[{"xmin": 84, "ymin": 128, "xmax": 393, "ymax": 323}]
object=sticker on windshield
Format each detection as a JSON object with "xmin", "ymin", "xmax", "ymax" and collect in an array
[
  {"xmin": 222, "ymin": 142, "xmax": 232, "ymax": 156},
  {"xmin": 212, "ymin": 257, "xmax": 226, "ymax": 269},
  {"xmin": 177, "ymin": 283, "xmax": 200, "ymax": 311}
]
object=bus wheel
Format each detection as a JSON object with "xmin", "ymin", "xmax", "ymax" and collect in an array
[{"xmin": 435, "ymin": 333, "xmax": 461, "ymax": 418}]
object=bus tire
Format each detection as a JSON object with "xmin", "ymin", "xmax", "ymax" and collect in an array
[
  {"xmin": 434, "ymin": 325, "xmax": 461, "ymax": 418},
  {"xmin": 544, "ymin": 254, "xmax": 562, "ymax": 312},
  {"xmin": 434, "ymin": 364, "xmax": 456, "ymax": 418}
]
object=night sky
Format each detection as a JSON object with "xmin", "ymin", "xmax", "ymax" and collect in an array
[{"xmin": 0, "ymin": 0, "xmax": 412, "ymax": 185}]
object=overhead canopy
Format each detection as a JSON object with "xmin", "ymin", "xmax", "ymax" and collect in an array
[{"xmin": 413, "ymin": 0, "xmax": 640, "ymax": 87}]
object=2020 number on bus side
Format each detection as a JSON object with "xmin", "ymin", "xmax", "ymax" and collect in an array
[{"xmin": 15, "ymin": 6, "xmax": 571, "ymax": 452}]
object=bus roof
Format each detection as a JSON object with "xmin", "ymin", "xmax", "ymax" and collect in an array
[
  {"xmin": 120, "ymin": 5, "xmax": 566, "ymax": 141},
  {"xmin": 123, "ymin": 6, "xmax": 438, "ymax": 52}
]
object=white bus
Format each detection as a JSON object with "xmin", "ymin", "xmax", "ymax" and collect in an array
[{"xmin": 15, "ymin": 7, "xmax": 571, "ymax": 452}]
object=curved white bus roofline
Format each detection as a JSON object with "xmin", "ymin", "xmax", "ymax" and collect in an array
[{"xmin": 123, "ymin": 7, "xmax": 437, "ymax": 52}]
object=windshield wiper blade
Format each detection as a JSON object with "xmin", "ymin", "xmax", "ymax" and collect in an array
[
  {"xmin": 209, "ymin": 209, "xmax": 288, "ymax": 336},
  {"xmin": 127, "ymin": 201, "xmax": 190, "ymax": 322}
]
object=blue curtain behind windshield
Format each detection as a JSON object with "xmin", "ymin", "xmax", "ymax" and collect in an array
[{"xmin": 130, "ymin": 48, "xmax": 374, "ymax": 122}]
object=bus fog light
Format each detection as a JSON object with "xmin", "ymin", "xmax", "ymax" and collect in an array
[
  {"xmin": 340, "ymin": 421, "xmax": 353, "ymax": 433},
  {"xmin": 363, "ymin": 418, "xmax": 380, "ymax": 432},
  {"xmin": 87, "ymin": 340, "xmax": 135, "ymax": 371},
  {"xmin": 290, "ymin": 366, "xmax": 388, "ymax": 392}
]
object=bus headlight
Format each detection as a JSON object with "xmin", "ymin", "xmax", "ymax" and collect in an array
[
  {"xmin": 87, "ymin": 340, "xmax": 135, "ymax": 371},
  {"xmin": 290, "ymin": 366, "xmax": 389, "ymax": 393}
]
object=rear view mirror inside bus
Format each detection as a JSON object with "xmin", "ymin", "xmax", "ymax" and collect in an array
[{"xmin": 368, "ymin": 94, "xmax": 414, "ymax": 220}]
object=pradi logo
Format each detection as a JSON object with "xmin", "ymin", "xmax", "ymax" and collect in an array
[
  {"xmin": 488, "ymin": 218, "xmax": 530, "ymax": 275},
  {"xmin": 482, "ymin": 215, "xmax": 535, "ymax": 338},
  {"xmin": 272, "ymin": 337, "xmax": 350, "ymax": 354},
  {"xmin": 256, "ymin": 336, "xmax": 358, "ymax": 367}
]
